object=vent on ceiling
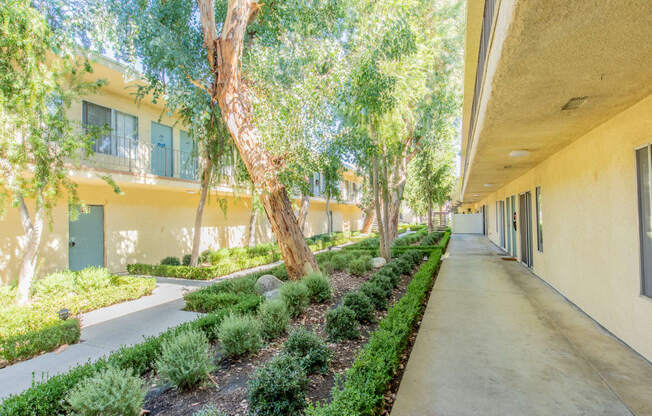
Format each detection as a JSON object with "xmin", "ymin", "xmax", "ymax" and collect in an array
[{"xmin": 561, "ymin": 96, "xmax": 588, "ymax": 111}]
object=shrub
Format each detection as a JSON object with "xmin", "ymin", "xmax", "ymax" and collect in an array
[
  {"xmin": 280, "ymin": 282, "xmax": 310, "ymax": 317},
  {"xmin": 370, "ymin": 274, "xmax": 394, "ymax": 297},
  {"xmin": 161, "ymin": 256, "xmax": 181, "ymax": 266},
  {"xmin": 1, "ymin": 318, "xmax": 81, "ymax": 365},
  {"xmin": 318, "ymin": 260, "xmax": 335, "ymax": 275},
  {"xmin": 394, "ymin": 258, "xmax": 412, "ymax": 275},
  {"xmin": 283, "ymin": 328, "xmax": 331, "ymax": 374},
  {"xmin": 155, "ymin": 328, "xmax": 215, "ymax": 390},
  {"xmin": 325, "ymin": 307, "xmax": 359, "ymax": 341},
  {"xmin": 259, "ymin": 300, "xmax": 290, "ymax": 340},
  {"xmin": 193, "ymin": 405, "xmax": 226, "ymax": 416},
  {"xmin": 348, "ymin": 256, "xmax": 370, "ymax": 276},
  {"xmin": 183, "ymin": 254, "xmax": 192, "ymax": 266},
  {"xmin": 375, "ymin": 267, "xmax": 400, "ymax": 287},
  {"xmin": 359, "ymin": 282, "xmax": 388, "ymax": 311},
  {"xmin": 248, "ymin": 353, "xmax": 309, "ymax": 416},
  {"xmin": 31, "ymin": 271, "xmax": 75, "ymax": 297},
  {"xmin": 217, "ymin": 313, "xmax": 262, "ymax": 357},
  {"xmin": 302, "ymin": 273, "xmax": 331, "ymax": 303},
  {"xmin": 306, "ymin": 249, "xmax": 442, "ymax": 416},
  {"xmin": 66, "ymin": 366, "xmax": 145, "ymax": 416},
  {"xmin": 342, "ymin": 291, "xmax": 375, "ymax": 323},
  {"xmin": 331, "ymin": 254, "xmax": 349, "ymax": 271}
]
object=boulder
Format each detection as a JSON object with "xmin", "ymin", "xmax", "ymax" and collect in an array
[
  {"xmin": 263, "ymin": 288, "xmax": 281, "ymax": 301},
  {"xmin": 255, "ymin": 274, "xmax": 283, "ymax": 294},
  {"xmin": 371, "ymin": 257, "xmax": 387, "ymax": 268}
]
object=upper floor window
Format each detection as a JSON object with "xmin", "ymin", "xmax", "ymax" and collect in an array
[
  {"xmin": 635, "ymin": 145, "xmax": 652, "ymax": 298},
  {"xmin": 83, "ymin": 101, "xmax": 138, "ymax": 156}
]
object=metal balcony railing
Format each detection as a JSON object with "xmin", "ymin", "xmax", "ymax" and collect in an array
[{"xmin": 462, "ymin": 0, "xmax": 497, "ymax": 183}]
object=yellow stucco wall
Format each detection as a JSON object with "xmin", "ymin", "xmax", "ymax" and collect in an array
[
  {"xmin": 472, "ymin": 92, "xmax": 652, "ymax": 361},
  {"xmin": 0, "ymin": 183, "xmax": 363, "ymax": 283},
  {"xmin": 0, "ymin": 57, "xmax": 364, "ymax": 284}
]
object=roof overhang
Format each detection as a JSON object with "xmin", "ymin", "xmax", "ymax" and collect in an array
[{"xmin": 460, "ymin": 0, "xmax": 652, "ymax": 203}]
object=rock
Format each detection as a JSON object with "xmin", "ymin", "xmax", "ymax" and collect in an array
[
  {"xmin": 263, "ymin": 288, "xmax": 281, "ymax": 301},
  {"xmin": 255, "ymin": 274, "xmax": 282, "ymax": 294},
  {"xmin": 371, "ymin": 257, "xmax": 387, "ymax": 268}
]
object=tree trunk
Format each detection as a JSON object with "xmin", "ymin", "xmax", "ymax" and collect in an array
[
  {"xmin": 360, "ymin": 202, "xmax": 375, "ymax": 234},
  {"xmin": 247, "ymin": 206, "xmax": 258, "ymax": 247},
  {"xmin": 427, "ymin": 199, "xmax": 433, "ymax": 233},
  {"xmin": 373, "ymin": 155, "xmax": 390, "ymax": 260},
  {"xmin": 297, "ymin": 193, "xmax": 310, "ymax": 233},
  {"xmin": 381, "ymin": 154, "xmax": 392, "ymax": 250},
  {"xmin": 387, "ymin": 183, "xmax": 404, "ymax": 243},
  {"xmin": 190, "ymin": 159, "xmax": 213, "ymax": 267},
  {"xmin": 198, "ymin": 0, "xmax": 318, "ymax": 279},
  {"xmin": 325, "ymin": 196, "xmax": 331, "ymax": 234},
  {"xmin": 16, "ymin": 195, "xmax": 45, "ymax": 305}
]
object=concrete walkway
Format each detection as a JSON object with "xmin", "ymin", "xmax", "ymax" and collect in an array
[{"xmin": 391, "ymin": 234, "xmax": 652, "ymax": 416}]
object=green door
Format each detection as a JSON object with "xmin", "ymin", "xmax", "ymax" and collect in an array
[
  {"xmin": 151, "ymin": 122, "xmax": 173, "ymax": 177},
  {"xmin": 69, "ymin": 205, "xmax": 104, "ymax": 271},
  {"xmin": 510, "ymin": 195, "xmax": 517, "ymax": 257},
  {"xmin": 179, "ymin": 131, "xmax": 198, "ymax": 180}
]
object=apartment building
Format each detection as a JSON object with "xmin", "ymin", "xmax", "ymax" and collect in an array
[
  {"xmin": 0, "ymin": 55, "xmax": 363, "ymax": 283},
  {"xmin": 458, "ymin": 0, "xmax": 652, "ymax": 361}
]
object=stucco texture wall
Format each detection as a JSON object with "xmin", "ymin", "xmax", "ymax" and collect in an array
[
  {"xmin": 0, "ymin": 183, "xmax": 363, "ymax": 284},
  {"xmin": 474, "ymin": 93, "xmax": 652, "ymax": 361}
]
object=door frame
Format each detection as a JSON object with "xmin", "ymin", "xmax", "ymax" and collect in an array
[
  {"xmin": 68, "ymin": 204, "xmax": 106, "ymax": 270},
  {"xmin": 518, "ymin": 191, "xmax": 533, "ymax": 268}
]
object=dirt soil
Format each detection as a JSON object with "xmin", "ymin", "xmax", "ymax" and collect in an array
[{"xmin": 143, "ymin": 261, "xmax": 422, "ymax": 416}]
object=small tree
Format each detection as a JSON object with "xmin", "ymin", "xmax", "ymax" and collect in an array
[{"xmin": 0, "ymin": 0, "xmax": 107, "ymax": 303}]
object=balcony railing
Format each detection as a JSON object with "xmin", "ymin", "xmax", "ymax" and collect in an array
[
  {"xmin": 78, "ymin": 133, "xmax": 200, "ymax": 181},
  {"xmin": 462, "ymin": 0, "xmax": 497, "ymax": 182}
]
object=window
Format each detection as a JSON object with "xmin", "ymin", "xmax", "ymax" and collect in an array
[
  {"xmin": 636, "ymin": 146, "xmax": 652, "ymax": 298},
  {"xmin": 535, "ymin": 186, "xmax": 543, "ymax": 252},
  {"xmin": 82, "ymin": 101, "xmax": 138, "ymax": 156}
]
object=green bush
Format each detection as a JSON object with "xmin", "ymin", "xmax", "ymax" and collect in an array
[
  {"xmin": 259, "ymin": 300, "xmax": 290, "ymax": 340},
  {"xmin": 283, "ymin": 328, "xmax": 331, "ymax": 374},
  {"xmin": 155, "ymin": 328, "xmax": 215, "ymax": 390},
  {"xmin": 348, "ymin": 257, "xmax": 369, "ymax": 276},
  {"xmin": 1, "ymin": 318, "xmax": 81, "ymax": 367},
  {"xmin": 375, "ymin": 267, "xmax": 400, "ymax": 287},
  {"xmin": 183, "ymin": 254, "xmax": 192, "ymax": 266},
  {"xmin": 302, "ymin": 273, "xmax": 331, "ymax": 303},
  {"xmin": 359, "ymin": 281, "xmax": 387, "ymax": 310},
  {"xmin": 217, "ymin": 313, "xmax": 262, "ymax": 357},
  {"xmin": 318, "ymin": 260, "xmax": 335, "ymax": 275},
  {"xmin": 331, "ymin": 254, "xmax": 349, "ymax": 271},
  {"xmin": 66, "ymin": 366, "xmax": 145, "ymax": 416},
  {"xmin": 161, "ymin": 256, "xmax": 181, "ymax": 266},
  {"xmin": 307, "ymin": 249, "xmax": 442, "ymax": 416},
  {"xmin": 248, "ymin": 353, "xmax": 309, "ymax": 416},
  {"xmin": 325, "ymin": 307, "xmax": 359, "ymax": 341},
  {"xmin": 193, "ymin": 405, "xmax": 226, "ymax": 416},
  {"xmin": 342, "ymin": 291, "xmax": 375, "ymax": 323},
  {"xmin": 394, "ymin": 258, "xmax": 413, "ymax": 275},
  {"xmin": 280, "ymin": 282, "xmax": 310, "ymax": 317},
  {"xmin": 370, "ymin": 274, "xmax": 394, "ymax": 297}
]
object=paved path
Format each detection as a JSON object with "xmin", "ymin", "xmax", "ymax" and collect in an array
[{"xmin": 391, "ymin": 234, "xmax": 652, "ymax": 416}]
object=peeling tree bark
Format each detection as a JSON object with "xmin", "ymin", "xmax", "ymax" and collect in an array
[
  {"xmin": 360, "ymin": 202, "xmax": 375, "ymax": 234},
  {"xmin": 297, "ymin": 193, "xmax": 310, "ymax": 233},
  {"xmin": 198, "ymin": 0, "xmax": 318, "ymax": 279},
  {"xmin": 16, "ymin": 194, "xmax": 45, "ymax": 305},
  {"xmin": 190, "ymin": 158, "xmax": 213, "ymax": 267}
]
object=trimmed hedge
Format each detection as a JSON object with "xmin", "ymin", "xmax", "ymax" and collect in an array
[
  {"xmin": 307, "ymin": 247, "xmax": 443, "ymax": 416},
  {"xmin": 0, "ymin": 319, "xmax": 81, "ymax": 366}
]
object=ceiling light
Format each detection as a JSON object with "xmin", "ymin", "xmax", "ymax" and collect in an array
[
  {"xmin": 504, "ymin": 165, "xmax": 512, "ymax": 169},
  {"xmin": 483, "ymin": 183, "xmax": 493, "ymax": 187},
  {"xmin": 473, "ymin": 194, "xmax": 480, "ymax": 197},
  {"xmin": 509, "ymin": 150, "xmax": 529, "ymax": 157},
  {"xmin": 561, "ymin": 96, "xmax": 588, "ymax": 110}
]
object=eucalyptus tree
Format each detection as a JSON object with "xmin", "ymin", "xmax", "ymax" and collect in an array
[{"xmin": 0, "ymin": 0, "xmax": 108, "ymax": 303}]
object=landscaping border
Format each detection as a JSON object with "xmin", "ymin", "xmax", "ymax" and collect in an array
[{"xmin": 307, "ymin": 231, "xmax": 449, "ymax": 416}]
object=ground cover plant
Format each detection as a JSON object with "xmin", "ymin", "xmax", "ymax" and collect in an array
[
  {"xmin": 0, "ymin": 233, "xmax": 446, "ymax": 416},
  {"xmin": 0, "ymin": 267, "xmax": 155, "ymax": 367},
  {"xmin": 127, "ymin": 232, "xmax": 372, "ymax": 280}
]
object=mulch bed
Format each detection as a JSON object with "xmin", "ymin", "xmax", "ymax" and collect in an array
[{"xmin": 143, "ymin": 261, "xmax": 422, "ymax": 416}]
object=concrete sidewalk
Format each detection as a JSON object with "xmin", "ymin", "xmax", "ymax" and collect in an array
[{"xmin": 391, "ymin": 234, "xmax": 652, "ymax": 416}]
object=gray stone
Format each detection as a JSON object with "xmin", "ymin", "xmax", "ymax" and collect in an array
[
  {"xmin": 371, "ymin": 257, "xmax": 387, "ymax": 268},
  {"xmin": 255, "ymin": 274, "xmax": 282, "ymax": 294},
  {"xmin": 263, "ymin": 288, "xmax": 281, "ymax": 301}
]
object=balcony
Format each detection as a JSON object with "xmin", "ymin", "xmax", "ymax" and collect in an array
[{"xmin": 79, "ymin": 134, "xmax": 199, "ymax": 181}]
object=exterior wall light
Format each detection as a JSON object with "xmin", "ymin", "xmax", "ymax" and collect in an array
[
  {"xmin": 509, "ymin": 150, "xmax": 529, "ymax": 157},
  {"xmin": 58, "ymin": 308, "xmax": 70, "ymax": 321}
]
